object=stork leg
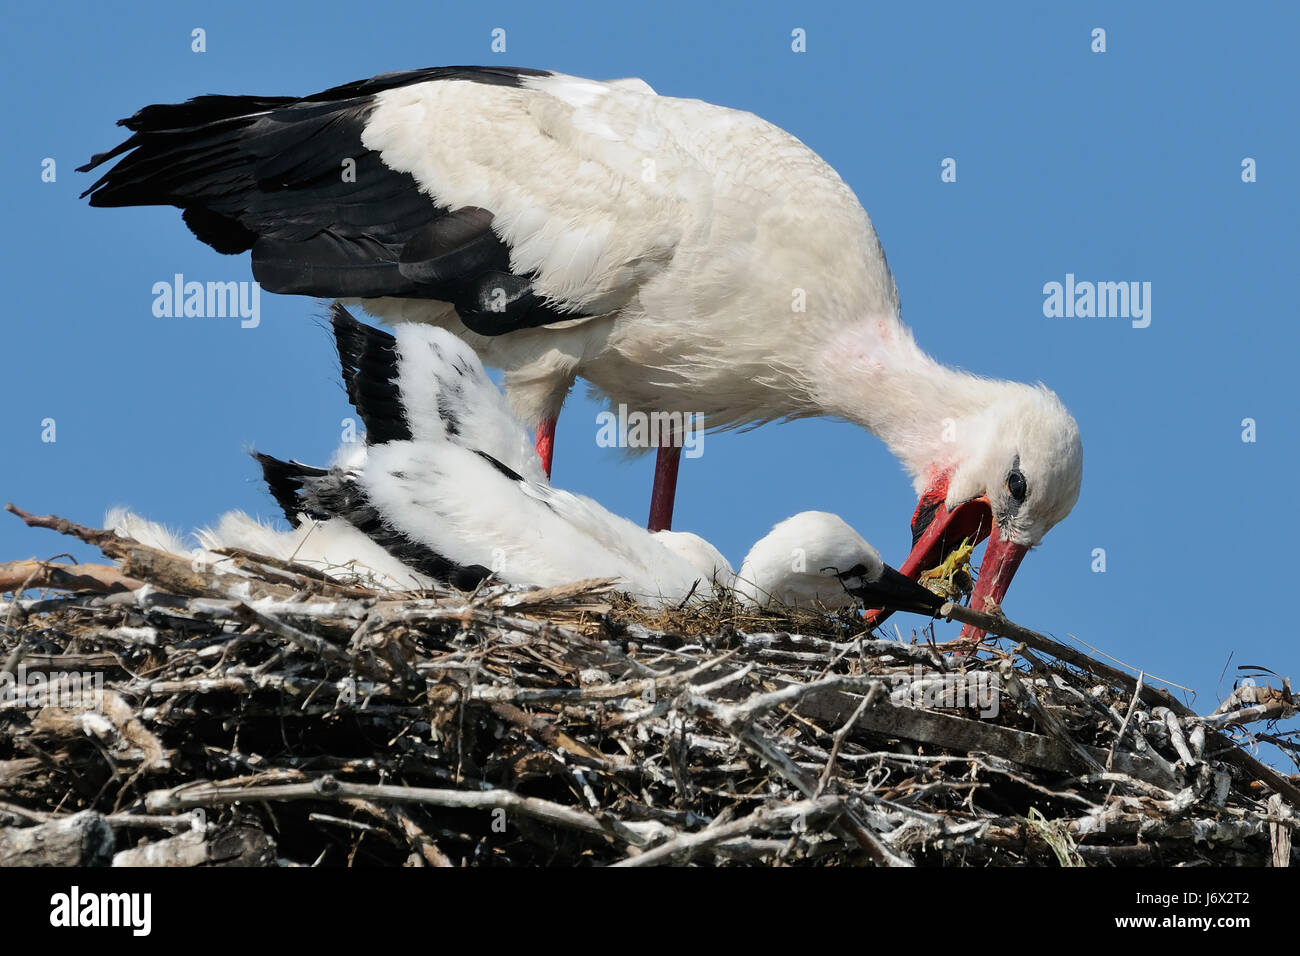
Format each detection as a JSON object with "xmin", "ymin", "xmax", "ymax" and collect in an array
[
  {"xmin": 647, "ymin": 425, "xmax": 682, "ymax": 532},
  {"xmin": 863, "ymin": 607, "xmax": 893, "ymax": 632},
  {"xmin": 535, "ymin": 416, "xmax": 557, "ymax": 480}
]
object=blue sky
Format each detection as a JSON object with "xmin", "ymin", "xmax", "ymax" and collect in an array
[{"xmin": 2, "ymin": 2, "xmax": 1295, "ymax": 763}]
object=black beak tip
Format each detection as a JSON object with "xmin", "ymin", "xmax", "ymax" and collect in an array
[{"xmin": 857, "ymin": 565, "xmax": 945, "ymax": 618}]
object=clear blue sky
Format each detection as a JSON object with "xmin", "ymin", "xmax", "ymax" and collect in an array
[{"xmin": 2, "ymin": 2, "xmax": 1296, "ymax": 762}]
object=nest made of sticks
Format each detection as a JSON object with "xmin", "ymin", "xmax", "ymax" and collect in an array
[{"xmin": 1, "ymin": 504, "xmax": 1297, "ymax": 867}]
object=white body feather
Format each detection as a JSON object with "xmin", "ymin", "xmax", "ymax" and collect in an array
[{"xmin": 106, "ymin": 509, "xmax": 435, "ymax": 591}]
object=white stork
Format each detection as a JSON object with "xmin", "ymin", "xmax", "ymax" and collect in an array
[
  {"xmin": 81, "ymin": 66, "xmax": 1081, "ymax": 636},
  {"xmin": 110, "ymin": 306, "xmax": 941, "ymax": 616},
  {"xmin": 112, "ymin": 503, "xmax": 938, "ymax": 614}
]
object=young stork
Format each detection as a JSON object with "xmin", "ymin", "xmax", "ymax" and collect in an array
[
  {"xmin": 80, "ymin": 66, "xmax": 1082, "ymax": 634},
  {"xmin": 734, "ymin": 511, "xmax": 938, "ymax": 615},
  {"xmin": 110, "ymin": 306, "xmax": 939, "ymax": 616}
]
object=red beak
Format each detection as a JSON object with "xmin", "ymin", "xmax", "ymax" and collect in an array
[
  {"xmin": 864, "ymin": 475, "xmax": 1029, "ymax": 643},
  {"xmin": 960, "ymin": 528, "xmax": 1028, "ymax": 641}
]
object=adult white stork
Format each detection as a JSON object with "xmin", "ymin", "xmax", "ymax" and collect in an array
[
  {"xmin": 80, "ymin": 66, "xmax": 1082, "ymax": 636},
  {"xmin": 110, "ymin": 306, "xmax": 941, "ymax": 617}
]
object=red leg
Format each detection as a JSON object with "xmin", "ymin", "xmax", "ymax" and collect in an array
[
  {"xmin": 648, "ymin": 441, "xmax": 681, "ymax": 532},
  {"xmin": 863, "ymin": 607, "xmax": 891, "ymax": 631},
  {"xmin": 535, "ymin": 416, "xmax": 557, "ymax": 480}
]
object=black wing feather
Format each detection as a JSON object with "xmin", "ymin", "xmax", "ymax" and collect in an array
[
  {"xmin": 253, "ymin": 449, "xmax": 490, "ymax": 591},
  {"xmin": 330, "ymin": 304, "xmax": 411, "ymax": 445},
  {"xmin": 252, "ymin": 452, "xmax": 331, "ymax": 526},
  {"xmin": 81, "ymin": 66, "xmax": 583, "ymax": 334}
]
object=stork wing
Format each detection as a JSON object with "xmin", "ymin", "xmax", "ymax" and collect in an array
[
  {"xmin": 330, "ymin": 303, "xmax": 546, "ymax": 482},
  {"xmin": 81, "ymin": 67, "xmax": 696, "ymax": 336}
]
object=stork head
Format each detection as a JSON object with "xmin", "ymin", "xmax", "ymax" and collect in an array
[
  {"xmin": 737, "ymin": 511, "xmax": 942, "ymax": 614},
  {"xmin": 894, "ymin": 385, "xmax": 1083, "ymax": 638}
]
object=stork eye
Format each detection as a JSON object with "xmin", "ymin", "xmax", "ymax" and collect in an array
[{"xmin": 1007, "ymin": 470, "xmax": 1028, "ymax": 502}]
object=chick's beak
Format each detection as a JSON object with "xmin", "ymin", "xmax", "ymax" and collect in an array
[{"xmin": 850, "ymin": 564, "xmax": 945, "ymax": 617}]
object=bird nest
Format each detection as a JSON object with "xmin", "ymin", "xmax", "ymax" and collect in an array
[{"xmin": 1, "ymin": 504, "xmax": 1296, "ymax": 867}]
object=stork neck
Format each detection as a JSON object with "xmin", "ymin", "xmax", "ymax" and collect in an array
[{"xmin": 813, "ymin": 319, "xmax": 1006, "ymax": 484}]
